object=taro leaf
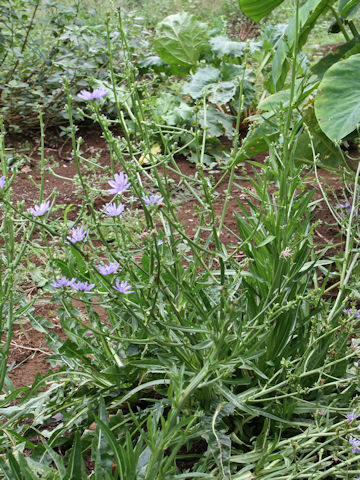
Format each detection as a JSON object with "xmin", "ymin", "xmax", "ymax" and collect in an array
[
  {"xmin": 258, "ymin": 79, "xmax": 318, "ymax": 112},
  {"xmin": 153, "ymin": 12, "xmax": 208, "ymax": 68},
  {"xmin": 315, "ymin": 54, "xmax": 360, "ymax": 141},
  {"xmin": 238, "ymin": 0, "xmax": 286, "ymax": 21},
  {"xmin": 339, "ymin": 0, "xmax": 360, "ymax": 18},
  {"xmin": 294, "ymin": 132, "xmax": 341, "ymax": 167},
  {"xmin": 209, "ymin": 35, "xmax": 246, "ymax": 58},
  {"xmin": 311, "ymin": 37, "xmax": 360, "ymax": 79},
  {"xmin": 272, "ymin": 0, "xmax": 337, "ymax": 89}
]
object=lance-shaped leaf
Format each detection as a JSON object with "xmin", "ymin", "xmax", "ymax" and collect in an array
[{"xmin": 315, "ymin": 53, "xmax": 360, "ymax": 141}]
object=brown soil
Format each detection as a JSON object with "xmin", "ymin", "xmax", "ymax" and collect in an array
[{"xmin": 3, "ymin": 126, "xmax": 348, "ymax": 390}]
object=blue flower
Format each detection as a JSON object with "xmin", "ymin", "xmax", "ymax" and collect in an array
[
  {"xmin": 67, "ymin": 226, "xmax": 87, "ymax": 243},
  {"xmin": 113, "ymin": 279, "xmax": 134, "ymax": 294},
  {"xmin": 346, "ymin": 413, "xmax": 358, "ymax": 421},
  {"xmin": 102, "ymin": 202, "xmax": 125, "ymax": 217},
  {"xmin": 77, "ymin": 88, "xmax": 107, "ymax": 100},
  {"xmin": 142, "ymin": 194, "xmax": 164, "ymax": 207},
  {"xmin": 51, "ymin": 277, "xmax": 76, "ymax": 288},
  {"xmin": 107, "ymin": 172, "xmax": 130, "ymax": 195},
  {"xmin": 72, "ymin": 280, "xmax": 95, "ymax": 291},
  {"xmin": 97, "ymin": 262, "xmax": 120, "ymax": 275},
  {"xmin": 28, "ymin": 201, "xmax": 51, "ymax": 217},
  {"xmin": 0, "ymin": 176, "xmax": 5, "ymax": 189}
]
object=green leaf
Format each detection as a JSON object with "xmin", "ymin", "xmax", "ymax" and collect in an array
[
  {"xmin": 153, "ymin": 12, "xmax": 208, "ymax": 68},
  {"xmin": 315, "ymin": 53, "xmax": 360, "ymax": 141},
  {"xmin": 182, "ymin": 66, "xmax": 221, "ymax": 99},
  {"xmin": 64, "ymin": 431, "xmax": 86, "ymax": 480},
  {"xmin": 236, "ymin": 115, "xmax": 279, "ymax": 162},
  {"xmin": 209, "ymin": 35, "xmax": 246, "ymax": 58},
  {"xmin": 339, "ymin": 0, "xmax": 360, "ymax": 18},
  {"xmin": 183, "ymin": 64, "xmax": 254, "ymax": 106},
  {"xmin": 238, "ymin": 0, "xmax": 286, "ymax": 21},
  {"xmin": 272, "ymin": 0, "xmax": 337, "ymax": 89},
  {"xmin": 93, "ymin": 398, "xmax": 113, "ymax": 478},
  {"xmin": 199, "ymin": 106, "xmax": 235, "ymax": 138},
  {"xmin": 311, "ymin": 38, "xmax": 360, "ymax": 79}
]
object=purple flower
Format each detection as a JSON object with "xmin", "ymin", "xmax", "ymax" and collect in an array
[
  {"xmin": 0, "ymin": 176, "xmax": 5, "ymax": 188},
  {"xmin": 113, "ymin": 279, "xmax": 134, "ymax": 294},
  {"xmin": 343, "ymin": 308, "xmax": 354, "ymax": 314},
  {"xmin": 346, "ymin": 413, "xmax": 358, "ymax": 421},
  {"xmin": 142, "ymin": 194, "xmax": 164, "ymax": 207},
  {"xmin": 28, "ymin": 201, "xmax": 51, "ymax": 217},
  {"xmin": 51, "ymin": 277, "xmax": 76, "ymax": 288},
  {"xmin": 355, "ymin": 362, "xmax": 359, "ymax": 368},
  {"xmin": 349, "ymin": 436, "xmax": 360, "ymax": 447},
  {"xmin": 52, "ymin": 413, "xmax": 63, "ymax": 422},
  {"xmin": 72, "ymin": 280, "xmax": 95, "ymax": 291},
  {"xmin": 157, "ymin": 239, "xmax": 164, "ymax": 246},
  {"xmin": 67, "ymin": 226, "xmax": 87, "ymax": 243},
  {"xmin": 77, "ymin": 88, "xmax": 107, "ymax": 100},
  {"xmin": 97, "ymin": 262, "xmax": 120, "ymax": 275},
  {"xmin": 336, "ymin": 202, "xmax": 352, "ymax": 214},
  {"xmin": 107, "ymin": 172, "xmax": 130, "ymax": 195},
  {"xmin": 350, "ymin": 437, "xmax": 360, "ymax": 453},
  {"xmin": 102, "ymin": 202, "xmax": 125, "ymax": 217}
]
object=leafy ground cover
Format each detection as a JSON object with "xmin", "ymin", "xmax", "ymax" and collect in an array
[{"xmin": 1, "ymin": 0, "xmax": 360, "ymax": 478}]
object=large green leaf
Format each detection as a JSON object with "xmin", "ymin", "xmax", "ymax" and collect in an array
[
  {"xmin": 339, "ymin": 0, "xmax": 360, "ymax": 18},
  {"xmin": 238, "ymin": 0, "xmax": 286, "ymax": 22},
  {"xmin": 209, "ymin": 35, "xmax": 246, "ymax": 58},
  {"xmin": 315, "ymin": 54, "xmax": 360, "ymax": 141},
  {"xmin": 153, "ymin": 12, "xmax": 208, "ymax": 68},
  {"xmin": 311, "ymin": 38, "xmax": 360, "ymax": 79},
  {"xmin": 182, "ymin": 64, "xmax": 255, "ymax": 106},
  {"xmin": 272, "ymin": 0, "xmax": 337, "ymax": 89}
]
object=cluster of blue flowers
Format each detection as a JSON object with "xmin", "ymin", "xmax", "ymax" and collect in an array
[{"xmin": 1, "ymin": 90, "xmax": 165, "ymax": 297}]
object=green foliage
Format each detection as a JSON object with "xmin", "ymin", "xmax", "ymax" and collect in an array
[
  {"xmin": 315, "ymin": 53, "xmax": 360, "ymax": 141},
  {"xmin": 239, "ymin": 0, "xmax": 286, "ymax": 22},
  {"xmin": 2, "ymin": 1, "xmax": 360, "ymax": 478},
  {"xmin": 153, "ymin": 12, "xmax": 208, "ymax": 69}
]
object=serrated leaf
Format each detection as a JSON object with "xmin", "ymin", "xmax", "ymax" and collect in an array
[
  {"xmin": 153, "ymin": 12, "xmax": 208, "ymax": 68},
  {"xmin": 315, "ymin": 54, "xmax": 360, "ymax": 141},
  {"xmin": 64, "ymin": 431, "xmax": 85, "ymax": 480}
]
